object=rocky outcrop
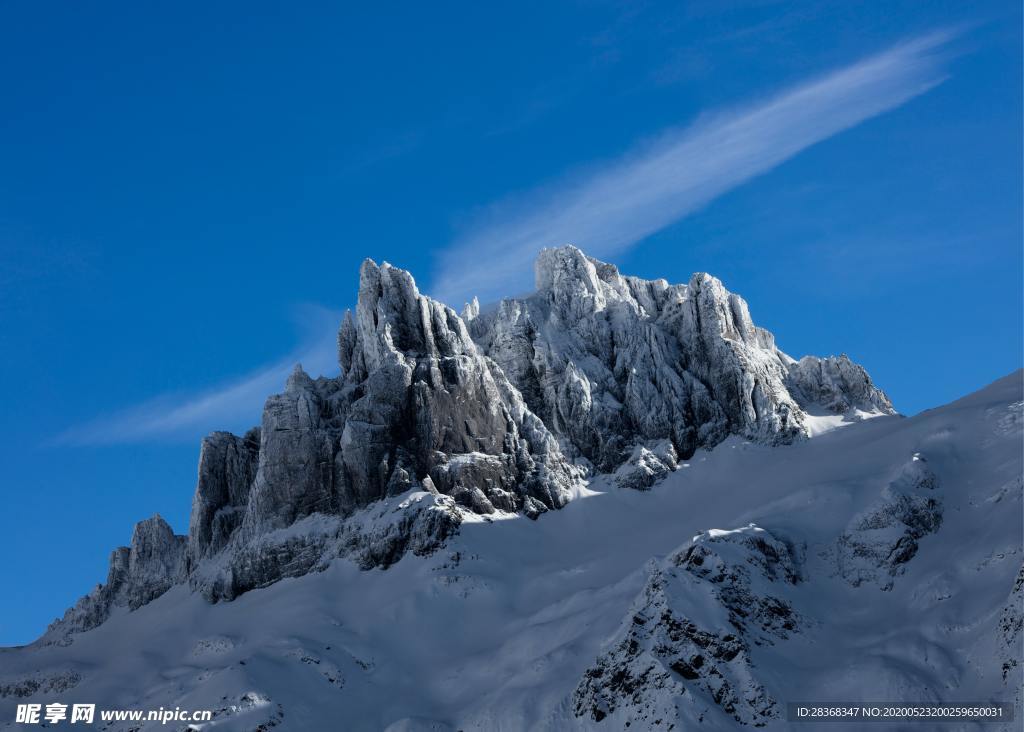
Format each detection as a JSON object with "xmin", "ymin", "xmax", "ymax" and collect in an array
[
  {"xmin": 45, "ymin": 515, "xmax": 186, "ymax": 640},
  {"xmin": 186, "ymin": 428, "xmax": 260, "ymax": 569},
  {"xmin": 0, "ymin": 670, "xmax": 81, "ymax": 699},
  {"xmin": 998, "ymin": 564, "xmax": 1023, "ymax": 682},
  {"xmin": 470, "ymin": 246, "xmax": 893, "ymax": 472},
  {"xmin": 573, "ymin": 525, "xmax": 802, "ymax": 728},
  {"xmin": 52, "ymin": 246, "xmax": 895, "ymax": 634},
  {"xmin": 612, "ymin": 440, "xmax": 678, "ymax": 491},
  {"xmin": 832, "ymin": 454, "xmax": 942, "ymax": 590},
  {"xmin": 336, "ymin": 259, "xmax": 580, "ymax": 517},
  {"xmin": 191, "ymin": 490, "xmax": 463, "ymax": 602},
  {"xmin": 239, "ymin": 368, "xmax": 343, "ymax": 537},
  {"xmin": 786, "ymin": 354, "xmax": 894, "ymax": 414},
  {"xmin": 185, "ymin": 258, "xmax": 583, "ymax": 600}
]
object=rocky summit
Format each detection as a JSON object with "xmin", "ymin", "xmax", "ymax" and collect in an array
[
  {"xmin": 471, "ymin": 246, "xmax": 892, "ymax": 471},
  {"xmin": 46, "ymin": 246, "xmax": 893, "ymax": 637}
]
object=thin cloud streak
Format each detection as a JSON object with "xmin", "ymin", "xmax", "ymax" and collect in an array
[
  {"xmin": 56, "ymin": 306, "xmax": 342, "ymax": 446},
  {"xmin": 56, "ymin": 32, "xmax": 957, "ymax": 445},
  {"xmin": 431, "ymin": 30, "xmax": 957, "ymax": 305}
]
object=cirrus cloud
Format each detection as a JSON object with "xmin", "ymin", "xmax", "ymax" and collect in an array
[{"xmin": 430, "ymin": 30, "xmax": 958, "ymax": 305}]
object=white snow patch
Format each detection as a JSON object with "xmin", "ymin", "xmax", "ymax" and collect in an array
[{"xmin": 803, "ymin": 407, "xmax": 888, "ymax": 437}]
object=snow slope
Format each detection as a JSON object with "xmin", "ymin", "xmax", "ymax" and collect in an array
[{"xmin": 1, "ymin": 373, "xmax": 1020, "ymax": 731}]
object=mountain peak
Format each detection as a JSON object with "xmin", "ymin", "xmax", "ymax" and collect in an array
[
  {"xmin": 285, "ymin": 363, "xmax": 313, "ymax": 392},
  {"xmin": 46, "ymin": 246, "xmax": 894, "ymax": 636}
]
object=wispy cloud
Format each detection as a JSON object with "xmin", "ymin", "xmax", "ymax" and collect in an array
[
  {"xmin": 57, "ymin": 32, "xmax": 959, "ymax": 445},
  {"xmin": 431, "ymin": 30, "xmax": 958, "ymax": 305},
  {"xmin": 55, "ymin": 305, "xmax": 341, "ymax": 446}
]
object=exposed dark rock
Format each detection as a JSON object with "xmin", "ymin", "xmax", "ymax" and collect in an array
[
  {"xmin": 574, "ymin": 525, "xmax": 802, "ymax": 728},
  {"xmin": 998, "ymin": 563, "xmax": 1024, "ymax": 682},
  {"xmin": 187, "ymin": 428, "xmax": 260, "ymax": 569},
  {"xmin": 45, "ymin": 515, "xmax": 186, "ymax": 640},
  {"xmin": 832, "ymin": 453, "xmax": 942, "ymax": 590}
]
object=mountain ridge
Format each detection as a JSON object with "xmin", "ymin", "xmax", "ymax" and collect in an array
[{"xmin": 43, "ymin": 245, "xmax": 894, "ymax": 638}]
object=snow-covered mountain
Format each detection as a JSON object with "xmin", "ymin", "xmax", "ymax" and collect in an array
[{"xmin": 2, "ymin": 248, "xmax": 1019, "ymax": 731}]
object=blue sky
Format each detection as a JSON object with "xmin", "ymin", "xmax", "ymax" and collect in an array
[{"xmin": 0, "ymin": 1, "xmax": 1020, "ymax": 645}]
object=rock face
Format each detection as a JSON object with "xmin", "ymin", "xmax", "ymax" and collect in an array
[
  {"xmin": 573, "ymin": 525, "xmax": 802, "ymax": 728},
  {"xmin": 50, "ymin": 246, "xmax": 894, "ymax": 632},
  {"xmin": 46, "ymin": 516, "xmax": 186, "ymax": 640},
  {"xmin": 186, "ymin": 429, "xmax": 260, "ymax": 570},
  {"xmin": 334, "ymin": 259, "xmax": 580, "ymax": 518},
  {"xmin": 787, "ymin": 354, "xmax": 894, "ymax": 414},
  {"xmin": 190, "ymin": 490, "xmax": 463, "ymax": 602},
  {"xmin": 188, "ymin": 258, "xmax": 582, "ymax": 600},
  {"xmin": 470, "ymin": 246, "xmax": 893, "ymax": 471}
]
